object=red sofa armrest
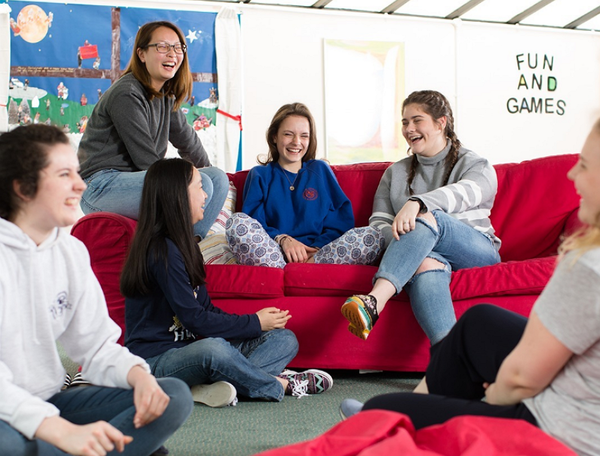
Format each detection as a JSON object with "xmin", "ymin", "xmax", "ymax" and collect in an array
[{"xmin": 71, "ymin": 212, "xmax": 137, "ymax": 344}]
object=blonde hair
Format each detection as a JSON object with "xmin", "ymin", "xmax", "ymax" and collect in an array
[{"xmin": 558, "ymin": 118, "xmax": 600, "ymax": 259}]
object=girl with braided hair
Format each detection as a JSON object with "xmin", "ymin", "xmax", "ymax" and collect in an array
[{"xmin": 341, "ymin": 90, "xmax": 501, "ymax": 344}]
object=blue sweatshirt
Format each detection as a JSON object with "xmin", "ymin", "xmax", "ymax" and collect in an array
[
  {"xmin": 242, "ymin": 160, "xmax": 354, "ymax": 248},
  {"xmin": 125, "ymin": 239, "xmax": 261, "ymax": 360}
]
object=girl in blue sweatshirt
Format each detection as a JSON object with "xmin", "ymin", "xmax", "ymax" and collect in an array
[
  {"xmin": 226, "ymin": 102, "xmax": 383, "ymax": 268},
  {"xmin": 122, "ymin": 158, "xmax": 333, "ymax": 406}
]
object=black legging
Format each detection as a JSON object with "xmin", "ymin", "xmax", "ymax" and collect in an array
[{"xmin": 363, "ymin": 304, "xmax": 537, "ymax": 429}]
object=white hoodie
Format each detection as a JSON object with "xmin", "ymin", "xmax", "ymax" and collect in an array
[{"xmin": 0, "ymin": 218, "xmax": 149, "ymax": 439}]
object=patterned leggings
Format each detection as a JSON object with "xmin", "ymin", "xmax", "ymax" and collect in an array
[{"xmin": 225, "ymin": 213, "xmax": 384, "ymax": 268}]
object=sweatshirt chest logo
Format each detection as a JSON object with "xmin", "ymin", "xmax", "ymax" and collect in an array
[
  {"xmin": 169, "ymin": 315, "xmax": 196, "ymax": 342},
  {"xmin": 303, "ymin": 188, "xmax": 318, "ymax": 201},
  {"xmin": 49, "ymin": 291, "xmax": 72, "ymax": 320}
]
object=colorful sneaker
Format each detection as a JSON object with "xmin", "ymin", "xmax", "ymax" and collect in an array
[
  {"xmin": 190, "ymin": 381, "xmax": 237, "ymax": 408},
  {"xmin": 339, "ymin": 398, "xmax": 364, "ymax": 420},
  {"xmin": 280, "ymin": 369, "xmax": 333, "ymax": 398},
  {"xmin": 341, "ymin": 294, "xmax": 379, "ymax": 340}
]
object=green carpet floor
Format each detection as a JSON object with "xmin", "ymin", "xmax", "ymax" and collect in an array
[
  {"xmin": 58, "ymin": 344, "xmax": 422, "ymax": 455},
  {"xmin": 164, "ymin": 370, "xmax": 422, "ymax": 456}
]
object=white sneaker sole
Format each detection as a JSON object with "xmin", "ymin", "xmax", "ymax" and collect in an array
[{"xmin": 190, "ymin": 381, "xmax": 237, "ymax": 407}]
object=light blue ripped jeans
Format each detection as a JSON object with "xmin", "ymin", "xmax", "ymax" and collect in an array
[
  {"xmin": 376, "ymin": 210, "xmax": 500, "ymax": 345},
  {"xmin": 225, "ymin": 213, "xmax": 384, "ymax": 268},
  {"xmin": 81, "ymin": 166, "xmax": 229, "ymax": 239}
]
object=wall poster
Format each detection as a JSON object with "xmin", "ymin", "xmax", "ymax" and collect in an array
[{"xmin": 7, "ymin": 1, "xmax": 218, "ymax": 158}]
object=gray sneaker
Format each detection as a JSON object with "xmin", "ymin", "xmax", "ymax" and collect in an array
[
  {"xmin": 190, "ymin": 381, "xmax": 237, "ymax": 407},
  {"xmin": 339, "ymin": 398, "xmax": 364, "ymax": 420}
]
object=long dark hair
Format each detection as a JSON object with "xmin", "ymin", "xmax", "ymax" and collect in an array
[
  {"xmin": 0, "ymin": 124, "xmax": 69, "ymax": 221},
  {"xmin": 120, "ymin": 158, "xmax": 205, "ymax": 298},
  {"xmin": 260, "ymin": 102, "xmax": 317, "ymax": 165},
  {"xmin": 403, "ymin": 90, "xmax": 462, "ymax": 195},
  {"xmin": 123, "ymin": 21, "xmax": 193, "ymax": 111}
]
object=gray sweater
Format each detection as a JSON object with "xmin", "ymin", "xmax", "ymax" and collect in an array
[
  {"xmin": 78, "ymin": 73, "xmax": 210, "ymax": 180},
  {"xmin": 369, "ymin": 143, "xmax": 500, "ymax": 250}
]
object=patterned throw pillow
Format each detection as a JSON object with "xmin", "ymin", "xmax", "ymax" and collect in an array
[
  {"xmin": 200, "ymin": 181, "xmax": 239, "ymax": 264},
  {"xmin": 207, "ymin": 180, "xmax": 237, "ymax": 235},
  {"xmin": 199, "ymin": 233, "xmax": 239, "ymax": 265}
]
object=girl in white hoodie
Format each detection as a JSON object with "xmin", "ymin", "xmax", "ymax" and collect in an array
[{"xmin": 0, "ymin": 124, "xmax": 193, "ymax": 456}]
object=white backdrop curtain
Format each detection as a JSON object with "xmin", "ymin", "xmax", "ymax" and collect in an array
[
  {"xmin": 0, "ymin": 3, "xmax": 11, "ymax": 132},
  {"xmin": 215, "ymin": 6, "xmax": 242, "ymax": 172}
]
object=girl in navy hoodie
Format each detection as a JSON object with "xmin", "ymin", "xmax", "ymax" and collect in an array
[{"xmin": 122, "ymin": 158, "xmax": 333, "ymax": 406}]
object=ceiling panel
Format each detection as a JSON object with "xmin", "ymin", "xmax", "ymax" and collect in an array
[
  {"xmin": 325, "ymin": 0, "xmax": 398, "ymax": 13},
  {"xmin": 251, "ymin": 0, "xmax": 316, "ymax": 6},
  {"xmin": 579, "ymin": 14, "xmax": 600, "ymax": 31},
  {"xmin": 520, "ymin": 0, "xmax": 600, "ymax": 28},
  {"xmin": 460, "ymin": 0, "xmax": 541, "ymax": 24},
  {"xmin": 391, "ymin": 0, "xmax": 473, "ymax": 19},
  {"xmin": 230, "ymin": 0, "xmax": 600, "ymax": 31}
]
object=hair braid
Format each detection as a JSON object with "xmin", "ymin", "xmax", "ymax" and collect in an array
[
  {"xmin": 442, "ymin": 129, "xmax": 461, "ymax": 186},
  {"xmin": 407, "ymin": 154, "xmax": 418, "ymax": 196},
  {"xmin": 402, "ymin": 90, "xmax": 461, "ymax": 190}
]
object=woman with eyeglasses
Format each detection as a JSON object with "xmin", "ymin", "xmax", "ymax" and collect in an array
[{"xmin": 78, "ymin": 21, "xmax": 228, "ymax": 240}]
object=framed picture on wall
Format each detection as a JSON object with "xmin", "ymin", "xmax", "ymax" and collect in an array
[{"xmin": 324, "ymin": 39, "xmax": 405, "ymax": 164}]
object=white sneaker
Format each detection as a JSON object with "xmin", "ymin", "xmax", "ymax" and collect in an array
[{"xmin": 190, "ymin": 381, "xmax": 237, "ymax": 407}]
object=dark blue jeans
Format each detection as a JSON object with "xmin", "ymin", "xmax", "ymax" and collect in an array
[{"xmin": 0, "ymin": 377, "xmax": 192, "ymax": 456}]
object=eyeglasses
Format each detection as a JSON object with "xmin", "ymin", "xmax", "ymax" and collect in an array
[{"xmin": 145, "ymin": 42, "xmax": 187, "ymax": 54}]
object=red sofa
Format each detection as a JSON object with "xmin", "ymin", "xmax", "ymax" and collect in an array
[{"xmin": 71, "ymin": 154, "xmax": 580, "ymax": 372}]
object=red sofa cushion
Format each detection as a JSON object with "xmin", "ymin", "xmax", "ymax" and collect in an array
[
  {"xmin": 492, "ymin": 154, "xmax": 578, "ymax": 261},
  {"xmin": 206, "ymin": 264, "xmax": 284, "ymax": 298},
  {"xmin": 282, "ymin": 257, "xmax": 556, "ymax": 301}
]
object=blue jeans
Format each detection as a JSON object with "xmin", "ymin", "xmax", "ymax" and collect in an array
[
  {"xmin": 375, "ymin": 210, "xmax": 500, "ymax": 344},
  {"xmin": 81, "ymin": 166, "xmax": 229, "ymax": 239},
  {"xmin": 0, "ymin": 377, "xmax": 192, "ymax": 456},
  {"xmin": 146, "ymin": 329, "xmax": 299, "ymax": 402}
]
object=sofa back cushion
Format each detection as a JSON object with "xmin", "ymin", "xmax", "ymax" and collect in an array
[
  {"xmin": 491, "ymin": 154, "xmax": 578, "ymax": 261},
  {"xmin": 230, "ymin": 162, "xmax": 391, "ymax": 227}
]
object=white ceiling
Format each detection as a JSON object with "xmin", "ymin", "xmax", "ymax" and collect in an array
[{"xmin": 202, "ymin": 0, "xmax": 600, "ymax": 32}]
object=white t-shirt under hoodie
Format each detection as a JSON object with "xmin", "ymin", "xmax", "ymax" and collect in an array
[{"xmin": 0, "ymin": 218, "xmax": 148, "ymax": 439}]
